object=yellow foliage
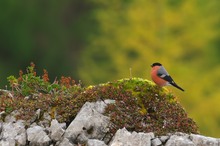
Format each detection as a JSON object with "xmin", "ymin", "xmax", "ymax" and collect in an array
[{"xmin": 78, "ymin": 0, "xmax": 220, "ymax": 137}]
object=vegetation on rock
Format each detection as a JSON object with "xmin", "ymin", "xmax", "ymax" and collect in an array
[
  {"xmin": 1, "ymin": 63, "xmax": 198, "ymax": 136},
  {"xmin": 85, "ymin": 78, "xmax": 198, "ymax": 135}
]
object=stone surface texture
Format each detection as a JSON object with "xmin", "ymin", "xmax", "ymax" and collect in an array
[{"xmin": 0, "ymin": 101, "xmax": 219, "ymax": 146}]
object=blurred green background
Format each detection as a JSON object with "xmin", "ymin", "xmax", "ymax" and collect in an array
[{"xmin": 1, "ymin": 0, "xmax": 220, "ymax": 137}]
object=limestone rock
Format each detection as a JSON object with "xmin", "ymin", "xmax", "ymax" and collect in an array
[
  {"xmin": 159, "ymin": 136, "xmax": 169, "ymax": 143},
  {"xmin": 58, "ymin": 138, "xmax": 74, "ymax": 146},
  {"xmin": 28, "ymin": 109, "xmax": 41, "ymax": 124},
  {"xmin": 64, "ymin": 101, "xmax": 110, "ymax": 144},
  {"xmin": 87, "ymin": 139, "xmax": 107, "ymax": 146},
  {"xmin": 165, "ymin": 134, "xmax": 195, "ymax": 146},
  {"xmin": 190, "ymin": 134, "xmax": 220, "ymax": 146},
  {"xmin": 151, "ymin": 138, "xmax": 162, "ymax": 146},
  {"xmin": 1, "ymin": 120, "xmax": 26, "ymax": 146},
  {"xmin": 4, "ymin": 110, "xmax": 20, "ymax": 123},
  {"xmin": 27, "ymin": 125, "xmax": 51, "ymax": 146},
  {"xmin": 49, "ymin": 119, "xmax": 66, "ymax": 142},
  {"xmin": 110, "ymin": 128, "xmax": 154, "ymax": 146},
  {"xmin": 0, "ymin": 139, "xmax": 15, "ymax": 146},
  {"xmin": 15, "ymin": 133, "xmax": 27, "ymax": 146},
  {"xmin": 1, "ymin": 98, "xmax": 220, "ymax": 146},
  {"xmin": 38, "ymin": 112, "xmax": 52, "ymax": 128}
]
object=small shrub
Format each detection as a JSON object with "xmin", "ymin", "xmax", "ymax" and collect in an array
[{"xmin": 3, "ymin": 62, "xmax": 83, "ymax": 123}]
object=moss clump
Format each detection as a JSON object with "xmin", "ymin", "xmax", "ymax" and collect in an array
[
  {"xmin": 1, "ymin": 64, "xmax": 198, "ymax": 136},
  {"xmin": 82, "ymin": 78, "xmax": 198, "ymax": 135}
]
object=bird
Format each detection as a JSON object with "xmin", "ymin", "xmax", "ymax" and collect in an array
[{"xmin": 150, "ymin": 62, "xmax": 184, "ymax": 91}]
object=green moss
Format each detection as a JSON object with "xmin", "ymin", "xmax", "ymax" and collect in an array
[{"xmin": 80, "ymin": 77, "xmax": 198, "ymax": 135}]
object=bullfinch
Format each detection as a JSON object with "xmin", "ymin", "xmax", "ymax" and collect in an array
[{"xmin": 150, "ymin": 62, "xmax": 184, "ymax": 91}]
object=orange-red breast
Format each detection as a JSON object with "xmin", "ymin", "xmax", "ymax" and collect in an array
[{"xmin": 150, "ymin": 62, "xmax": 184, "ymax": 91}]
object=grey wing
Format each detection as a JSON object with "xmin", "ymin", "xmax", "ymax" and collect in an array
[
  {"xmin": 157, "ymin": 66, "xmax": 169, "ymax": 76},
  {"xmin": 157, "ymin": 66, "xmax": 174, "ymax": 83}
]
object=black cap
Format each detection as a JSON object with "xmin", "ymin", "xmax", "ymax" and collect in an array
[{"xmin": 151, "ymin": 62, "xmax": 162, "ymax": 67}]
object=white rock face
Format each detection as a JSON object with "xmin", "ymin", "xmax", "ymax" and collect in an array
[
  {"xmin": 15, "ymin": 132, "xmax": 27, "ymax": 146},
  {"xmin": 165, "ymin": 132, "xmax": 195, "ymax": 146},
  {"xmin": 165, "ymin": 134, "xmax": 195, "ymax": 146},
  {"xmin": 4, "ymin": 110, "xmax": 19, "ymax": 123},
  {"xmin": 64, "ymin": 101, "xmax": 110, "ymax": 144},
  {"xmin": 152, "ymin": 138, "xmax": 162, "ymax": 146},
  {"xmin": 58, "ymin": 138, "xmax": 74, "ymax": 146},
  {"xmin": 38, "ymin": 112, "xmax": 52, "ymax": 128},
  {"xmin": 109, "ymin": 128, "xmax": 154, "ymax": 146},
  {"xmin": 0, "ymin": 120, "xmax": 26, "ymax": 146},
  {"xmin": 0, "ymin": 139, "xmax": 15, "ymax": 146},
  {"xmin": 87, "ymin": 139, "xmax": 107, "ymax": 146},
  {"xmin": 159, "ymin": 136, "xmax": 169, "ymax": 143},
  {"xmin": 190, "ymin": 134, "xmax": 220, "ymax": 146},
  {"xmin": 1, "ymin": 100, "xmax": 220, "ymax": 146},
  {"xmin": 49, "ymin": 119, "xmax": 65, "ymax": 142},
  {"xmin": 27, "ymin": 125, "xmax": 51, "ymax": 146}
]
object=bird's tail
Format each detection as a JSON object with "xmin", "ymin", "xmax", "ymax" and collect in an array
[{"xmin": 170, "ymin": 82, "xmax": 185, "ymax": 91}]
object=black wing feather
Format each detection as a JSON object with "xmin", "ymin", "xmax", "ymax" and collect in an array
[
  {"xmin": 157, "ymin": 73, "xmax": 174, "ymax": 83},
  {"xmin": 157, "ymin": 73, "xmax": 185, "ymax": 91}
]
